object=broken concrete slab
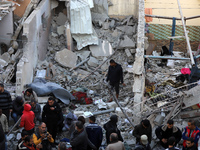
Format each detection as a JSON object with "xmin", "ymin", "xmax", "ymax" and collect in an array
[
  {"xmin": 0, "ymin": 58, "xmax": 8, "ymax": 67},
  {"xmin": 1, "ymin": 52, "xmax": 10, "ymax": 62},
  {"xmin": 72, "ymin": 28, "xmax": 99, "ymax": 50},
  {"xmin": 70, "ymin": 0, "xmax": 93, "ymax": 34},
  {"xmin": 57, "ymin": 25, "xmax": 65, "ymax": 35},
  {"xmin": 55, "ymin": 12, "xmax": 67, "ymax": 26},
  {"xmin": 103, "ymin": 21, "xmax": 110, "ymax": 30},
  {"xmin": 55, "ymin": 48, "xmax": 77, "ymax": 68},
  {"xmin": 125, "ymin": 49, "xmax": 134, "ymax": 60},
  {"xmin": 83, "ymin": 0, "xmax": 94, "ymax": 8},
  {"xmin": 8, "ymin": 47, "xmax": 14, "ymax": 55},
  {"xmin": 88, "ymin": 57, "xmax": 99, "ymax": 67},
  {"xmin": 89, "ymin": 40, "xmax": 114, "ymax": 58},
  {"xmin": 116, "ymin": 26, "xmax": 134, "ymax": 36},
  {"xmin": 91, "ymin": 0, "xmax": 109, "ymax": 23},
  {"xmin": 119, "ymin": 35, "xmax": 136, "ymax": 49},
  {"xmin": 77, "ymin": 50, "xmax": 91, "ymax": 61}
]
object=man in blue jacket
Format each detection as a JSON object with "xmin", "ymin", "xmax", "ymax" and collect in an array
[
  {"xmin": 182, "ymin": 120, "xmax": 200, "ymax": 148},
  {"xmin": 86, "ymin": 116, "xmax": 103, "ymax": 150}
]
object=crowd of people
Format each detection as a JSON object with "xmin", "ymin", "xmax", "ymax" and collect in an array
[{"xmin": 0, "ymin": 79, "xmax": 200, "ymax": 150}]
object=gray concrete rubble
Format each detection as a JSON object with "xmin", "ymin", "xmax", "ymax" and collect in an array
[
  {"xmin": 55, "ymin": 48, "xmax": 77, "ymax": 68},
  {"xmin": 89, "ymin": 40, "xmax": 114, "ymax": 58}
]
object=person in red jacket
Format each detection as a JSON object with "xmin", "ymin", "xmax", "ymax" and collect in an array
[{"xmin": 20, "ymin": 104, "xmax": 35, "ymax": 135}]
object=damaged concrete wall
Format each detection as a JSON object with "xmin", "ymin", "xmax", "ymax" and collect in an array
[
  {"xmin": 16, "ymin": 0, "xmax": 54, "ymax": 95},
  {"xmin": 108, "ymin": 0, "xmax": 138, "ymax": 17},
  {"xmin": 132, "ymin": 0, "xmax": 145, "ymax": 118},
  {"xmin": 0, "ymin": 11, "xmax": 13, "ymax": 46}
]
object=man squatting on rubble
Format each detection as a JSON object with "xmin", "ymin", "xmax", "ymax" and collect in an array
[{"xmin": 106, "ymin": 59, "xmax": 125, "ymax": 102}]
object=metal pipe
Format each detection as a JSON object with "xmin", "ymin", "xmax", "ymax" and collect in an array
[
  {"xmin": 144, "ymin": 55, "xmax": 190, "ymax": 60},
  {"xmin": 145, "ymin": 14, "xmax": 181, "ymax": 20},
  {"xmin": 70, "ymin": 58, "xmax": 89, "ymax": 71},
  {"xmin": 177, "ymin": 0, "xmax": 195, "ymax": 65},
  {"xmin": 7, "ymin": 117, "xmax": 21, "ymax": 136},
  {"xmin": 145, "ymin": 14, "xmax": 200, "ymax": 21},
  {"xmin": 92, "ymin": 108, "xmax": 115, "ymax": 116}
]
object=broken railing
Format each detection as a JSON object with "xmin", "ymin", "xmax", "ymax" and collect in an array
[{"xmin": 129, "ymin": 81, "xmax": 200, "ymax": 120}]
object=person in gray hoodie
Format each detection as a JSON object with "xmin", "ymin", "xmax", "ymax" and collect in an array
[{"xmin": 30, "ymin": 99, "xmax": 42, "ymax": 122}]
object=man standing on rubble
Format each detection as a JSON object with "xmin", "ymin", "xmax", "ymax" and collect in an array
[
  {"xmin": 182, "ymin": 120, "xmax": 200, "ymax": 148},
  {"xmin": 106, "ymin": 59, "xmax": 125, "ymax": 102},
  {"xmin": 155, "ymin": 120, "xmax": 182, "ymax": 148},
  {"xmin": 42, "ymin": 97, "xmax": 62, "ymax": 140},
  {"xmin": 0, "ymin": 83, "xmax": 12, "ymax": 125}
]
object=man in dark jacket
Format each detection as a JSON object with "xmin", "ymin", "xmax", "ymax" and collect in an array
[
  {"xmin": 70, "ymin": 121, "xmax": 96, "ymax": 150},
  {"xmin": 133, "ymin": 119, "xmax": 152, "ymax": 144},
  {"xmin": 42, "ymin": 97, "xmax": 62, "ymax": 140},
  {"xmin": 104, "ymin": 115, "xmax": 123, "ymax": 144},
  {"xmin": 106, "ymin": 59, "xmax": 125, "ymax": 102},
  {"xmin": 155, "ymin": 120, "xmax": 182, "ymax": 148},
  {"xmin": 0, "ymin": 83, "xmax": 12, "ymax": 124},
  {"xmin": 31, "ymin": 99, "xmax": 42, "ymax": 122},
  {"xmin": 86, "ymin": 116, "xmax": 103, "ymax": 150},
  {"xmin": 165, "ymin": 136, "xmax": 179, "ymax": 150},
  {"xmin": 183, "ymin": 137, "xmax": 198, "ymax": 150},
  {"xmin": 12, "ymin": 96, "xmax": 24, "ymax": 123}
]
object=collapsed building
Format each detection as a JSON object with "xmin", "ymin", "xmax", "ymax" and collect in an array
[{"xmin": 0, "ymin": 0, "xmax": 200, "ymax": 149}]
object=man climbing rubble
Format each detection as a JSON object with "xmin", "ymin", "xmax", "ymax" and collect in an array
[{"xmin": 106, "ymin": 59, "xmax": 125, "ymax": 102}]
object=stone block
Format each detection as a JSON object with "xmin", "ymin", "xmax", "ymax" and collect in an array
[
  {"xmin": 89, "ymin": 40, "xmax": 114, "ymax": 58},
  {"xmin": 1, "ymin": 52, "xmax": 10, "ymax": 62},
  {"xmin": 119, "ymin": 35, "xmax": 136, "ymax": 49},
  {"xmin": 109, "ymin": 20, "xmax": 115, "ymax": 28},
  {"xmin": 153, "ymin": 115, "xmax": 164, "ymax": 126},
  {"xmin": 55, "ymin": 12, "xmax": 67, "ymax": 26},
  {"xmin": 57, "ymin": 25, "xmax": 65, "ymax": 35},
  {"xmin": 55, "ymin": 48, "xmax": 77, "ymax": 68},
  {"xmin": 77, "ymin": 50, "xmax": 91, "ymax": 61},
  {"xmin": 88, "ymin": 57, "xmax": 99, "ymax": 67},
  {"xmin": 0, "ymin": 58, "xmax": 8, "ymax": 67}
]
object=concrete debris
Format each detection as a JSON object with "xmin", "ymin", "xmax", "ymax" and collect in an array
[
  {"xmin": 0, "ymin": 58, "xmax": 8, "ymax": 67},
  {"xmin": 83, "ymin": 0, "xmax": 94, "ymax": 8},
  {"xmin": 72, "ymin": 28, "xmax": 99, "ymax": 50},
  {"xmin": 119, "ymin": 35, "xmax": 136, "ymax": 49},
  {"xmin": 77, "ymin": 50, "xmax": 91, "ymax": 61},
  {"xmin": 55, "ymin": 48, "xmax": 77, "ymax": 68},
  {"xmin": 1, "ymin": 52, "xmax": 10, "ymax": 62},
  {"xmin": 88, "ymin": 57, "xmax": 99, "ymax": 67},
  {"xmin": 55, "ymin": 12, "xmax": 68, "ymax": 26},
  {"xmin": 57, "ymin": 25, "xmax": 65, "ymax": 35},
  {"xmin": 91, "ymin": 0, "xmax": 109, "ymax": 23},
  {"xmin": 70, "ymin": 0, "xmax": 93, "ymax": 34},
  {"xmin": 89, "ymin": 40, "xmax": 114, "ymax": 58}
]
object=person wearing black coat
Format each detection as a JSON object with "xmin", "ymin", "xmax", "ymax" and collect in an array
[
  {"xmin": 42, "ymin": 97, "xmax": 62, "ymax": 140},
  {"xmin": 132, "ymin": 119, "xmax": 152, "ymax": 144},
  {"xmin": 103, "ymin": 115, "xmax": 123, "ymax": 144},
  {"xmin": 12, "ymin": 96, "xmax": 24, "ymax": 123},
  {"xmin": 106, "ymin": 59, "xmax": 125, "ymax": 102},
  {"xmin": 70, "ymin": 121, "xmax": 96, "ymax": 150},
  {"xmin": 155, "ymin": 120, "xmax": 182, "ymax": 148}
]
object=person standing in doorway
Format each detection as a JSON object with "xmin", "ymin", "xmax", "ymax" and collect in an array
[{"xmin": 106, "ymin": 59, "xmax": 125, "ymax": 102}]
